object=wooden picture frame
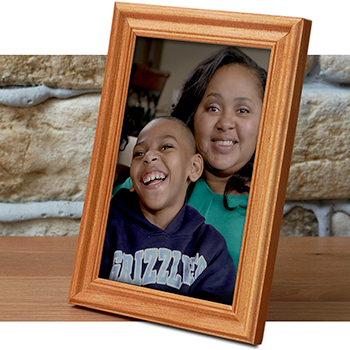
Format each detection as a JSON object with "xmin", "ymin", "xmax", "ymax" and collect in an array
[{"xmin": 68, "ymin": 2, "xmax": 311, "ymax": 345}]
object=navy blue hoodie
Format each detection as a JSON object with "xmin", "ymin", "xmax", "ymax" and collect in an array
[{"xmin": 99, "ymin": 189, "xmax": 235, "ymax": 305}]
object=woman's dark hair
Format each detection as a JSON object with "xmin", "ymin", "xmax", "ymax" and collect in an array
[{"xmin": 171, "ymin": 46, "xmax": 267, "ymax": 209}]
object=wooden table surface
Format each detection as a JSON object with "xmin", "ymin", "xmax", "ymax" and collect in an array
[{"xmin": 0, "ymin": 236, "xmax": 349, "ymax": 321}]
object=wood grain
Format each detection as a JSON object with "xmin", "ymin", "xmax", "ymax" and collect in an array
[
  {"xmin": 1, "ymin": 237, "xmax": 348, "ymax": 321},
  {"xmin": 268, "ymin": 237, "xmax": 350, "ymax": 321},
  {"xmin": 0, "ymin": 237, "xmax": 132, "ymax": 321}
]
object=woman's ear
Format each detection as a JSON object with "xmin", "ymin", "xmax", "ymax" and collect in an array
[{"xmin": 188, "ymin": 153, "xmax": 203, "ymax": 183}]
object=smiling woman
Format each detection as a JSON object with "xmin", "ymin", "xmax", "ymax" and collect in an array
[
  {"xmin": 172, "ymin": 46, "xmax": 267, "ymax": 198},
  {"xmin": 169, "ymin": 46, "xmax": 268, "ymax": 270},
  {"xmin": 193, "ymin": 63, "xmax": 263, "ymax": 193}
]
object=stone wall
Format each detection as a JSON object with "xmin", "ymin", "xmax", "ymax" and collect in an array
[
  {"xmin": 0, "ymin": 56, "xmax": 103, "ymax": 236},
  {"xmin": 0, "ymin": 55, "xmax": 349, "ymax": 237},
  {"xmin": 282, "ymin": 56, "xmax": 350, "ymax": 237}
]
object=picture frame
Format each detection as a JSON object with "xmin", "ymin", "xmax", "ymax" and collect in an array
[{"xmin": 68, "ymin": 2, "xmax": 311, "ymax": 345}]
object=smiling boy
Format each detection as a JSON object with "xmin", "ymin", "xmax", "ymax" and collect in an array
[{"xmin": 99, "ymin": 116, "xmax": 235, "ymax": 305}]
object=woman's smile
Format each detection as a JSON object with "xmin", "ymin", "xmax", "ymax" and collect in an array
[
  {"xmin": 194, "ymin": 64, "xmax": 263, "ymax": 178},
  {"xmin": 212, "ymin": 137, "xmax": 238, "ymax": 152}
]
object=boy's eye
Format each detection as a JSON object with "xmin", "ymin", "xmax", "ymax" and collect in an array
[
  {"xmin": 133, "ymin": 151, "xmax": 144, "ymax": 158},
  {"xmin": 161, "ymin": 144, "xmax": 173, "ymax": 151}
]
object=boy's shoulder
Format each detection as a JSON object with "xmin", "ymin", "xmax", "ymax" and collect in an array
[
  {"xmin": 111, "ymin": 188, "xmax": 227, "ymax": 247},
  {"xmin": 110, "ymin": 188, "xmax": 141, "ymax": 218},
  {"xmin": 182, "ymin": 202, "xmax": 227, "ymax": 244},
  {"xmin": 112, "ymin": 187, "xmax": 134, "ymax": 202}
]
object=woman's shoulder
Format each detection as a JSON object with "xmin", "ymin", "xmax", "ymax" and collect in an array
[
  {"xmin": 189, "ymin": 177, "xmax": 214, "ymax": 197},
  {"xmin": 112, "ymin": 177, "xmax": 133, "ymax": 195},
  {"xmin": 189, "ymin": 178, "xmax": 248, "ymax": 206}
]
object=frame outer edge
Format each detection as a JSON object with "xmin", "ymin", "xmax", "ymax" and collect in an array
[
  {"xmin": 68, "ymin": 4, "xmax": 135, "ymax": 299},
  {"xmin": 250, "ymin": 18, "xmax": 312, "ymax": 345}
]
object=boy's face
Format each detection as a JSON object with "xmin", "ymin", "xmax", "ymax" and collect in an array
[{"xmin": 130, "ymin": 118, "xmax": 201, "ymax": 217}]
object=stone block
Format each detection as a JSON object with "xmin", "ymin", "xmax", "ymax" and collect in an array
[
  {"xmin": 0, "ymin": 55, "xmax": 106, "ymax": 89},
  {"xmin": 331, "ymin": 212, "xmax": 350, "ymax": 237},
  {"xmin": 280, "ymin": 206, "xmax": 318, "ymax": 236},
  {"xmin": 0, "ymin": 218, "xmax": 81, "ymax": 236},
  {"xmin": 319, "ymin": 55, "xmax": 350, "ymax": 84},
  {"xmin": 0, "ymin": 93, "xmax": 100, "ymax": 202},
  {"xmin": 305, "ymin": 55, "xmax": 316, "ymax": 75},
  {"xmin": 286, "ymin": 83, "xmax": 350, "ymax": 200}
]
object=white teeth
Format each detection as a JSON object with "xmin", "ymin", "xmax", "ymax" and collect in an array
[
  {"xmin": 143, "ymin": 172, "xmax": 166, "ymax": 184},
  {"xmin": 214, "ymin": 140, "xmax": 236, "ymax": 146}
]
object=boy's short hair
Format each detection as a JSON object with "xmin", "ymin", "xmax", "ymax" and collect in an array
[{"xmin": 151, "ymin": 115, "xmax": 196, "ymax": 154}]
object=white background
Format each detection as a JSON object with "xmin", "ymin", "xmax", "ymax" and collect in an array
[
  {"xmin": 0, "ymin": 0, "xmax": 348, "ymax": 54},
  {"xmin": 1, "ymin": 1, "xmax": 348, "ymax": 349}
]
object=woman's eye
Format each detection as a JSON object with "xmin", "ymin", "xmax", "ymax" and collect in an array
[
  {"xmin": 237, "ymin": 108, "xmax": 250, "ymax": 114},
  {"xmin": 207, "ymin": 106, "xmax": 220, "ymax": 113}
]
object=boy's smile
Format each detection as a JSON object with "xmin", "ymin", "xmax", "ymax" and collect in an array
[
  {"xmin": 141, "ymin": 170, "xmax": 167, "ymax": 187},
  {"xmin": 129, "ymin": 118, "xmax": 203, "ymax": 229}
]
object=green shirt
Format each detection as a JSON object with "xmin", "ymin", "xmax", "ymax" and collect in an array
[
  {"xmin": 187, "ymin": 178, "xmax": 248, "ymax": 270},
  {"xmin": 112, "ymin": 177, "xmax": 248, "ymax": 270}
]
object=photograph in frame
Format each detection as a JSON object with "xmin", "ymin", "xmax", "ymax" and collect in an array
[
  {"xmin": 68, "ymin": 2, "xmax": 311, "ymax": 345},
  {"xmin": 100, "ymin": 38, "xmax": 270, "ymax": 307}
]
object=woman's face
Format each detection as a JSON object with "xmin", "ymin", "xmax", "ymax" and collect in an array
[{"xmin": 193, "ymin": 64, "xmax": 263, "ymax": 179}]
